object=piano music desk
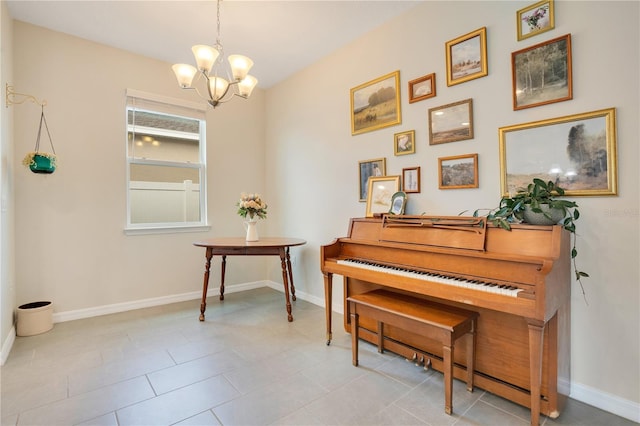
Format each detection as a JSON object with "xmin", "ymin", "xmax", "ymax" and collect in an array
[
  {"xmin": 193, "ymin": 237, "xmax": 306, "ymax": 322},
  {"xmin": 348, "ymin": 290, "xmax": 478, "ymax": 415}
]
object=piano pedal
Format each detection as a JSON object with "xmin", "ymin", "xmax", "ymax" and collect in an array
[
  {"xmin": 406, "ymin": 352, "xmax": 418, "ymax": 363},
  {"xmin": 416, "ymin": 355, "xmax": 424, "ymax": 367},
  {"xmin": 424, "ymin": 358, "xmax": 432, "ymax": 371}
]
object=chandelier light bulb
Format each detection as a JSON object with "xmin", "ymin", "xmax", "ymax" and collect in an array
[
  {"xmin": 171, "ymin": 64, "xmax": 198, "ymax": 88},
  {"xmin": 228, "ymin": 54, "xmax": 254, "ymax": 81},
  {"xmin": 192, "ymin": 45, "xmax": 220, "ymax": 74}
]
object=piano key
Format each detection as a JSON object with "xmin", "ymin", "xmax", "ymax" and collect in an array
[{"xmin": 336, "ymin": 258, "xmax": 524, "ymax": 297}]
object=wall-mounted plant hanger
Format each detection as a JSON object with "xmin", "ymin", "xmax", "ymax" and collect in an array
[
  {"xmin": 6, "ymin": 83, "xmax": 58, "ymax": 174},
  {"xmin": 5, "ymin": 83, "xmax": 46, "ymax": 108}
]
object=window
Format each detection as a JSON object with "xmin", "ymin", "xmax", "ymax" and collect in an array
[{"xmin": 126, "ymin": 90, "xmax": 208, "ymax": 233}]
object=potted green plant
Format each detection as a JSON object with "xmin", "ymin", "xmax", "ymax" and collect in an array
[
  {"xmin": 476, "ymin": 178, "xmax": 588, "ymax": 300},
  {"xmin": 22, "ymin": 151, "xmax": 57, "ymax": 174}
]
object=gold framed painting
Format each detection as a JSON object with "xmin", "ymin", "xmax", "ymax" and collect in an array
[
  {"xmin": 351, "ymin": 71, "xmax": 401, "ymax": 135},
  {"xmin": 438, "ymin": 154, "xmax": 479, "ymax": 190},
  {"xmin": 366, "ymin": 175, "xmax": 400, "ymax": 217},
  {"xmin": 394, "ymin": 130, "xmax": 415, "ymax": 156},
  {"xmin": 499, "ymin": 108, "xmax": 618, "ymax": 196},
  {"xmin": 517, "ymin": 0, "xmax": 555, "ymax": 41},
  {"xmin": 445, "ymin": 27, "xmax": 488, "ymax": 86},
  {"xmin": 408, "ymin": 73, "xmax": 436, "ymax": 103},
  {"xmin": 358, "ymin": 157, "xmax": 386, "ymax": 202}
]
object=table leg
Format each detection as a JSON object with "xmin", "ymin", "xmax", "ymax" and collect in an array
[
  {"xmin": 285, "ymin": 247, "xmax": 296, "ymax": 301},
  {"xmin": 220, "ymin": 255, "xmax": 226, "ymax": 301},
  {"xmin": 199, "ymin": 248, "xmax": 213, "ymax": 321},
  {"xmin": 279, "ymin": 249, "xmax": 294, "ymax": 322},
  {"xmin": 324, "ymin": 272, "xmax": 333, "ymax": 345}
]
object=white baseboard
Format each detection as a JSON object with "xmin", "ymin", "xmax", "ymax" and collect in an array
[
  {"xmin": 52, "ymin": 281, "xmax": 267, "ymax": 323},
  {"xmin": 570, "ymin": 380, "xmax": 640, "ymax": 423},
  {"xmin": 3, "ymin": 282, "xmax": 638, "ymax": 422},
  {"xmin": 1, "ymin": 325, "xmax": 16, "ymax": 366}
]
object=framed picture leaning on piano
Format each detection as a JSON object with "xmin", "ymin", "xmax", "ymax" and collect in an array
[{"xmin": 366, "ymin": 175, "xmax": 400, "ymax": 217}]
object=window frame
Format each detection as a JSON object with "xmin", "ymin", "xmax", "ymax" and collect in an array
[{"xmin": 125, "ymin": 89, "xmax": 209, "ymax": 235}]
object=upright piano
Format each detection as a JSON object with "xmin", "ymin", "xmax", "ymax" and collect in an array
[{"xmin": 321, "ymin": 216, "xmax": 571, "ymax": 426}]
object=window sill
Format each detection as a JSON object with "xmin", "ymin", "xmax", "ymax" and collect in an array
[{"xmin": 124, "ymin": 224, "xmax": 211, "ymax": 236}]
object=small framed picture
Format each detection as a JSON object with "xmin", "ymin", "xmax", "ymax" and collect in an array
[
  {"xmin": 358, "ymin": 158, "xmax": 386, "ymax": 201},
  {"xmin": 350, "ymin": 71, "xmax": 402, "ymax": 135},
  {"xmin": 438, "ymin": 153, "xmax": 479, "ymax": 190},
  {"xmin": 512, "ymin": 34, "xmax": 572, "ymax": 110},
  {"xmin": 389, "ymin": 191, "xmax": 407, "ymax": 215},
  {"xmin": 445, "ymin": 27, "xmax": 488, "ymax": 86},
  {"xmin": 408, "ymin": 73, "xmax": 436, "ymax": 103},
  {"xmin": 366, "ymin": 175, "xmax": 400, "ymax": 217},
  {"xmin": 428, "ymin": 99, "xmax": 474, "ymax": 145},
  {"xmin": 394, "ymin": 130, "xmax": 415, "ymax": 156},
  {"xmin": 402, "ymin": 167, "xmax": 420, "ymax": 193},
  {"xmin": 517, "ymin": 0, "xmax": 555, "ymax": 41}
]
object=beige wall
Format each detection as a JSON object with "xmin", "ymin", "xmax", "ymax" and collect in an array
[
  {"xmin": 10, "ymin": 21, "xmax": 267, "ymax": 317},
  {"xmin": 265, "ymin": 0, "xmax": 639, "ymax": 418},
  {"xmin": 3, "ymin": 0, "xmax": 639, "ymax": 421}
]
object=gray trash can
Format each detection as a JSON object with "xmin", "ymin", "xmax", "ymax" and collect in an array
[{"xmin": 17, "ymin": 301, "xmax": 53, "ymax": 336}]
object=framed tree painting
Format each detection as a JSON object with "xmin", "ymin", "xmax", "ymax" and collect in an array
[
  {"xmin": 498, "ymin": 108, "xmax": 618, "ymax": 196},
  {"xmin": 351, "ymin": 71, "xmax": 401, "ymax": 135},
  {"xmin": 512, "ymin": 34, "xmax": 572, "ymax": 110}
]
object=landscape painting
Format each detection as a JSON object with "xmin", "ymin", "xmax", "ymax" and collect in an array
[
  {"xmin": 446, "ymin": 27, "xmax": 488, "ymax": 86},
  {"xmin": 512, "ymin": 34, "xmax": 572, "ymax": 110},
  {"xmin": 351, "ymin": 71, "xmax": 401, "ymax": 135},
  {"xmin": 438, "ymin": 154, "xmax": 478, "ymax": 189},
  {"xmin": 499, "ymin": 108, "xmax": 618, "ymax": 196},
  {"xmin": 429, "ymin": 99, "xmax": 474, "ymax": 145}
]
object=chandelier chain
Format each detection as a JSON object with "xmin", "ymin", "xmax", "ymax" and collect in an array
[{"xmin": 215, "ymin": 0, "xmax": 224, "ymax": 61}]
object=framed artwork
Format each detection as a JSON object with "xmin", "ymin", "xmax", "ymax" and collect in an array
[
  {"xmin": 438, "ymin": 154, "xmax": 478, "ymax": 190},
  {"xmin": 402, "ymin": 167, "xmax": 421, "ymax": 193},
  {"xmin": 389, "ymin": 191, "xmax": 407, "ymax": 215},
  {"xmin": 366, "ymin": 175, "xmax": 401, "ymax": 217},
  {"xmin": 394, "ymin": 130, "xmax": 415, "ymax": 156},
  {"xmin": 445, "ymin": 27, "xmax": 488, "ymax": 86},
  {"xmin": 350, "ymin": 71, "xmax": 401, "ymax": 135},
  {"xmin": 517, "ymin": 0, "xmax": 555, "ymax": 41},
  {"xmin": 428, "ymin": 99, "xmax": 474, "ymax": 145},
  {"xmin": 358, "ymin": 158, "xmax": 386, "ymax": 202},
  {"xmin": 498, "ymin": 108, "xmax": 618, "ymax": 196},
  {"xmin": 512, "ymin": 34, "xmax": 572, "ymax": 110},
  {"xmin": 408, "ymin": 73, "xmax": 436, "ymax": 103}
]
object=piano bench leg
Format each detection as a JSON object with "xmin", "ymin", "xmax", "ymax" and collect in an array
[{"xmin": 377, "ymin": 321, "xmax": 384, "ymax": 353}]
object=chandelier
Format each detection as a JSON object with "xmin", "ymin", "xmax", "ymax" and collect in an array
[{"xmin": 171, "ymin": 0, "xmax": 258, "ymax": 108}]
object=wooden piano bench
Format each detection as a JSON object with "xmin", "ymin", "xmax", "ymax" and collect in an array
[{"xmin": 347, "ymin": 289, "xmax": 478, "ymax": 415}]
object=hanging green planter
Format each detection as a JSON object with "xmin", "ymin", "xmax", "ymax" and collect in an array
[
  {"xmin": 22, "ymin": 105, "xmax": 57, "ymax": 174},
  {"xmin": 22, "ymin": 152, "xmax": 57, "ymax": 174}
]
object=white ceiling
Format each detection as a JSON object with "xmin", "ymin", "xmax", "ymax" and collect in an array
[{"xmin": 6, "ymin": 0, "xmax": 422, "ymax": 88}]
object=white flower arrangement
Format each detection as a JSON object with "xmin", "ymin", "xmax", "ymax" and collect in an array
[{"xmin": 236, "ymin": 193, "xmax": 267, "ymax": 220}]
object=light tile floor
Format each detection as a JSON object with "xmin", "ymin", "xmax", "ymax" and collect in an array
[{"xmin": 1, "ymin": 288, "xmax": 637, "ymax": 426}]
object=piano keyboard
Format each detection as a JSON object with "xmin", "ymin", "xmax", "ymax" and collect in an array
[{"xmin": 337, "ymin": 258, "xmax": 524, "ymax": 297}]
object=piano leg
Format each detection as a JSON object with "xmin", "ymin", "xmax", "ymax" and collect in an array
[
  {"xmin": 324, "ymin": 272, "xmax": 333, "ymax": 345},
  {"xmin": 527, "ymin": 319, "xmax": 545, "ymax": 426}
]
